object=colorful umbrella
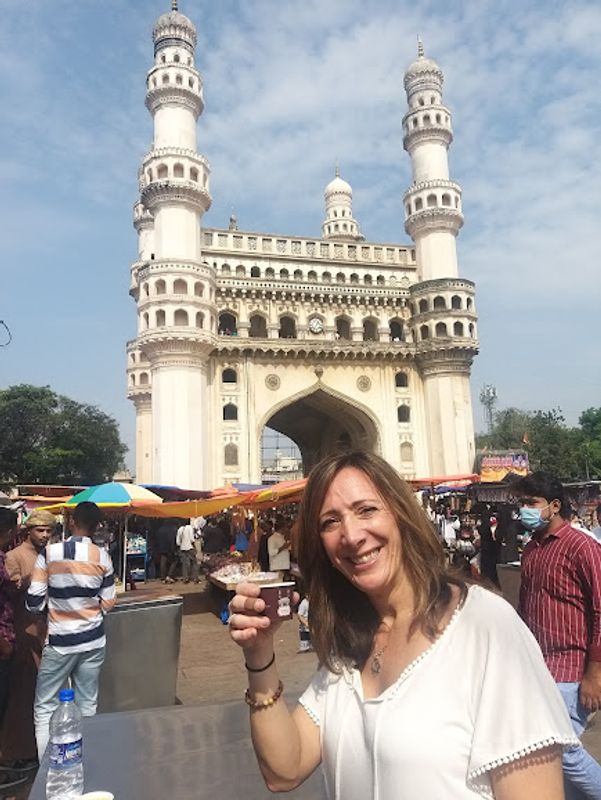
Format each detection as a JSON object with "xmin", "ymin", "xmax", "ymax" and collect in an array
[{"xmin": 63, "ymin": 482, "xmax": 163, "ymax": 508}]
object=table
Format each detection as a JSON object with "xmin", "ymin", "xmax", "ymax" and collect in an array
[{"xmin": 28, "ymin": 702, "xmax": 325, "ymax": 799}]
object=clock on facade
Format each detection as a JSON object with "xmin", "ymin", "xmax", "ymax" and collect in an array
[{"xmin": 309, "ymin": 317, "xmax": 323, "ymax": 334}]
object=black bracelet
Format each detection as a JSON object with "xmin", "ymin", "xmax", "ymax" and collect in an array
[{"xmin": 245, "ymin": 652, "xmax": 275, "ymax": 673}]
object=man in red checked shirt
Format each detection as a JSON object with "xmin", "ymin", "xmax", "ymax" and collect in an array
[{"xmin": 516, "ymin": 471, "xmax": 601, "ymax": 800}]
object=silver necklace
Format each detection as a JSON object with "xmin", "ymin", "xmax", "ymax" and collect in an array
[{"xmin": 370, "ymin": 626, "xmax": 391, "ymax": 675}]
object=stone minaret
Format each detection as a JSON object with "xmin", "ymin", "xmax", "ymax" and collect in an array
[
  {"xmin": 321, "ymin": 167, "xmax": 364, "ymax": 241},
  {"xmin": 128, "ymin": 1, "xmax": 215, "ymax": 488},
  {"xmin": 403, "ymin": 40, "xmax": 479, "ymax": 475}
]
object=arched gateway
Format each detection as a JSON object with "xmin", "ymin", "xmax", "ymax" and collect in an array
[
  {"xmin": 126, "ymin": 4, "xmax": 479, "ymax": 489},
  {"xmin": 261, "ymin": 387, "xmax": 380, "ymax": 475}
]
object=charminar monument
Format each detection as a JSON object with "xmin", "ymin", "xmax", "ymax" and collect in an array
[{"xmin": 127, "ymin": 2, "xmax": 479, "ymax": 489}]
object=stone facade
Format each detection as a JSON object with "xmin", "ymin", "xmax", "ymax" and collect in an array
[{"xmin": 127, "ymin": 11, "xmax": 478, "ymax": 489}]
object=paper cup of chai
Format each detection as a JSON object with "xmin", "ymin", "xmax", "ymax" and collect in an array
[{"xmin": 260, "ymin": 582, "xmax": 295, "ymax": 621}]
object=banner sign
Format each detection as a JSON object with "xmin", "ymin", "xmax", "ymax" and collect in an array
[{"xmin": 477, "ymin": 451, "xmax": 529, "ymax": 483}]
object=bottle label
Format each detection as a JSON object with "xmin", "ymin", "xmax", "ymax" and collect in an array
[{"xmin": 49, "ymin": 738, "xmax": 83, "ymax": 770}]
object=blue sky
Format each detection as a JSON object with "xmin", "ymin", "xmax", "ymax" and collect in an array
[{"xmin": 1, "ymin": 0, "xmax": 600, "ymax": 472}]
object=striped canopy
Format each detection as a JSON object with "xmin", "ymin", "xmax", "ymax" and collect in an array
[{"xmin": 64, "ymin": 482, "xmax": 163, "ymax": 508}]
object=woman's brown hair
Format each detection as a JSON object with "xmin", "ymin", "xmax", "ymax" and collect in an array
[{"xmin": 297, "ymin": 450, "xmax": 466, "ymax": 672}]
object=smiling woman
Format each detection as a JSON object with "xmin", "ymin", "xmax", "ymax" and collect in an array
[{"xmin": 229, "ymin": 451, "xmax": 579, "ymax": 800}]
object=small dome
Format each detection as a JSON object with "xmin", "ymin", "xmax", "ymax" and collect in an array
[
  {"xmin": 405, "ymin": 54, "xmax": 442, "ymax": 81},
  {"xmin": 153, "ymin": 10, "xmax": 196, "ymax": 41},
  {"xmin": 324, "ymin": 172, "xmax": 352, "ymax": 198}
]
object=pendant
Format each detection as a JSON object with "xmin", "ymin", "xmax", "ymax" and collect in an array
[{"xmin": 371, "ymin": 654, "xmax": 382, "ymax": 675}]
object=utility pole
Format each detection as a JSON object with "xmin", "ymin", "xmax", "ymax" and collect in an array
[{"xmin": 479, "ymin": 384, "xmax": 497, "ymax": 435}]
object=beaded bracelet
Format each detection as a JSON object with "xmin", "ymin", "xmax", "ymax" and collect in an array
[
  {"xmin": 244, "ymin": 680, "xmax": 284, "ymax": 711},
  {"xmin": 245, "ymin": 652, "xmax": 275, "ymax": 673}
]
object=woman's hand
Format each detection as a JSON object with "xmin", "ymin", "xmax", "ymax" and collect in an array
[{"xmin": 228, "ymin": 582, "xmax": 276, "ymax": 663}]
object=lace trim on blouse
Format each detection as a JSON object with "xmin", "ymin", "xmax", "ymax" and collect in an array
[
  {"xmin": 467, "ymin": 735, "xmax": 581, "ymax": 799},
  {"xmin": 298, "ymin": 698, "xmax": 320, "ymax": 726}
]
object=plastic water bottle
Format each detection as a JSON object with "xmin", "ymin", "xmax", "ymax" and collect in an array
[{"xmin": 46, "ymin": 688, "xmax": 84, "ymax": 800}]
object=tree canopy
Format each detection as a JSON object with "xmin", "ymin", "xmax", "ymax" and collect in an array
[
  {"xmin": 0, "ymin": 384, "xmax": 127, "ymax": 486},
  {"xmin": 476, "ymin": 405, "xmax": 601, "ymax": 481}
]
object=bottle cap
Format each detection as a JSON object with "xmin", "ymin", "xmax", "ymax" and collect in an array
[{"xmin": 59, "ymin": 688, "xmax": 75, "ymax": 702}]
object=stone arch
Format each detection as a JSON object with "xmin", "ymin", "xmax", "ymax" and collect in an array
[
  {"xmin": 157, "ymin": 163, "xmax": 168, "ymax": 179},
  {"xmin": 173, "ymin": 278, "xmax": 187, "ymax": 294},
  {"xmin": 389, "ymin": 318, "xmax": 403, "ymax": 341},
  {"xmin": 427, "ymin": 194, "xmax": 437, "ymax": 207},
  {"xmin": 249, "ymin": 313, "xmax": 267, "ymax": 338},
  {"xmin": 322, "ymin": 271, "xmax": 332, "ymax": 283},
  {"xmin": 454, "ymin": 321, "xmax": 465, "ymax": 336},
  {"xmin": 224, "ymin": 443, "xmax": 238, "ymax": 466},
  {"xmin": 350, "ymin": 273, "xmax": 359, "ymax": 284},
  {"xmin": 139, "ymin": 372, "xmax": 149, "ymax": 386},
  {"xmin": 155, "ymin": 279, "xmax": 166, "ymax": 295},
  {"xmin": 364, "ymin": 274, "xmax": 372, "ymax": 285},
  {"xmin": 259, "ymin": 385, "xmax": 381, "ymax": 475},
  {"xmin": 218, "ymin": 311, "xmax": 237, "ymax": 334},
  {"xmin": 336, "ymin": 272, "xmax": 345, "ymax": 284},
  {"xmin": 362, "ymin": 318, "xmax": 378, "ymax": 341},
  {"xmin": 294, "ymin": 269, "xmax": 303, "ymax": 281},
  {"xmin": 196, "ymin": 312, "xmax": 204, "ymax": 328},
  {"xmin": 222, "ymin": 368, "xmax": 237, "ymax": 383},
  {"xmin": 279, "ymin": 315, "xmax": 297, "ymax": 339},
  {"xmin": 395, "ymin": 371, "xmax": 408, "ymax": 388},
  {"xmin": 222, "ymin": 263, "xmax": 231, "ymax": 275},
  {"xmin": 250, "ymin": 266, "xmax": 261, "ymax": 278},
  {"xmin": 223, "ymin": 403, "xmax": 238, "ymax": 421},
  {"xmin": 194, "ymin": 281, "xmax": 204, "ymax": 297},
  {"xmin": 420, "ymin": 324, "xmax": 429, "ymax": 340},
  {"xmin": 173, "ymin": 162, "xmax": 184, "ymax": 178},
  {"xmin": 190, "ymin": 167, "xmax": 199, "ymax": 182},
  {"xmin": 335, "ymin": 316, "xmax": 351, "ymax": 340},
  {"xmin": 308, "ymin": 270, "xmax": 317, "ymax": 282},
  {"xmin": 415, "ymin": 197, "xmax": 423, "ymax": 211},
  {"xmin": 236, "ymin": 265, "xmax": 245, "ymax": 277},
  {"xmin": 433, "ymin": 295, "xmax": 446, "ymax": 310},
  {"xmin": 156, "ymin": 309, "xmax": 166, "ymax": 326},
  {"xmin": 174, "ymin": 308, "xmax": 189, "ymax": 326},
  {"xmin": 266, "ymin": 267, "xmax": 275, "ymax": 279},
  {"xmin": 435, "ymin": 321, "xmax": 448, "ymax": 337},
  {"xmin": 397, "ymin": 404, "xmax": 410, "ymax": 423},
  {"xmin": 400, "ymin": 441, "xmax": 413, "ymax": 463},
  {"xmin": 418, "ymin": 298, "xmax": 428, "ymax": 313},
  {"xmin": 451, "ymin": 295, "xmax": 462, "ymax": 310}
]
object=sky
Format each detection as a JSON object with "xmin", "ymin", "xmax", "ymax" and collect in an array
[{"xmin": 1, "ymin": 0, "xmax": 600, "ymax": 472}]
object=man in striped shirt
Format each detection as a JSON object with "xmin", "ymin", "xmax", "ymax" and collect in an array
[
  {"xmin": 26, "ymin": 502, "xmax": 115, "ymax": 758},
  {"xmin": 516, "ymin": 472, "xmax": 601, "ymax": 799}
]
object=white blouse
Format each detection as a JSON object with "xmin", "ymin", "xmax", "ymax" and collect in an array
[{"xmin": 299, "ymin": 585, "xmax": 578, "ymax": 800}]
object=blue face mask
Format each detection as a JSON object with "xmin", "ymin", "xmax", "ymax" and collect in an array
[{"xmin": 519, "ymin": 504, "xmax": 551, "ymax": 531}]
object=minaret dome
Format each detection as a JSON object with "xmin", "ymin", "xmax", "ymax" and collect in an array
[{"xmin": 321, "ymin": 166, "xmax": 363, "ymax": 241}]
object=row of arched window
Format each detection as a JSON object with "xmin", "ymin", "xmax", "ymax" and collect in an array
[
  {"xmin": 420, "ymin": 321, "xmax": 474, "ymax": 339},
  {"xmin": 406, "ymin": 110, "xmax": 449, "ymax": 131},
  {"xmin": 324, "ymin": 221, "xmax": 357, "ymax": 236},
  {"xmin": 220, "ymin": 403, "xmax": 410, "ymax": 424},
  {"xmin": 158, "ymin": 52, "xmax": 192, "ymax": 66},
  {"xmin": 141, "ymin": 309, "xmax": 206, "ymax": 329},
  {"xmin": 129, "ymin": 372, "xmax": 150, "ymax": 387},
  {"xmin": 411, "ymin": 295, "xmax": 473, "ymax": 313},
  {"xmin": 220, "ymin": 264, "xmax": 389, "ymax": 285},
  {"xmin": 218, "ymin": 312, "xmax": 404, "ymax": 341},
  {"xmin": 405, "ymin": 192, "xmax": 459, "ymax": 215},
  {"xmin": 142, "ymin": 279, "xmax": 205, "ymax": 297},
  {"xmin": 145, "ymin": 163, "xmax": 206, "ymax": 186},
  {"xmin": 150, "ymin": 72, "xmax": 196, "ymax": 91}
]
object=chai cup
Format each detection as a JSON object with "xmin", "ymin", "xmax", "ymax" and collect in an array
[{"xmin": 260, "ymin": 582, "xmax": 295, "ymax": 621}]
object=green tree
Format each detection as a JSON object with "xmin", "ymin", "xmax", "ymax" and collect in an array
[
  {"xmin": 578, "ymin": 407, "xmax": 601, "ymax": 479},
  {"xmin": 0, "ymin": 384, "xmax": 127, "ymax": 485},
  {"xmin": 476, "ymin": 406, "xmax": 583, "ymax": 480}
]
